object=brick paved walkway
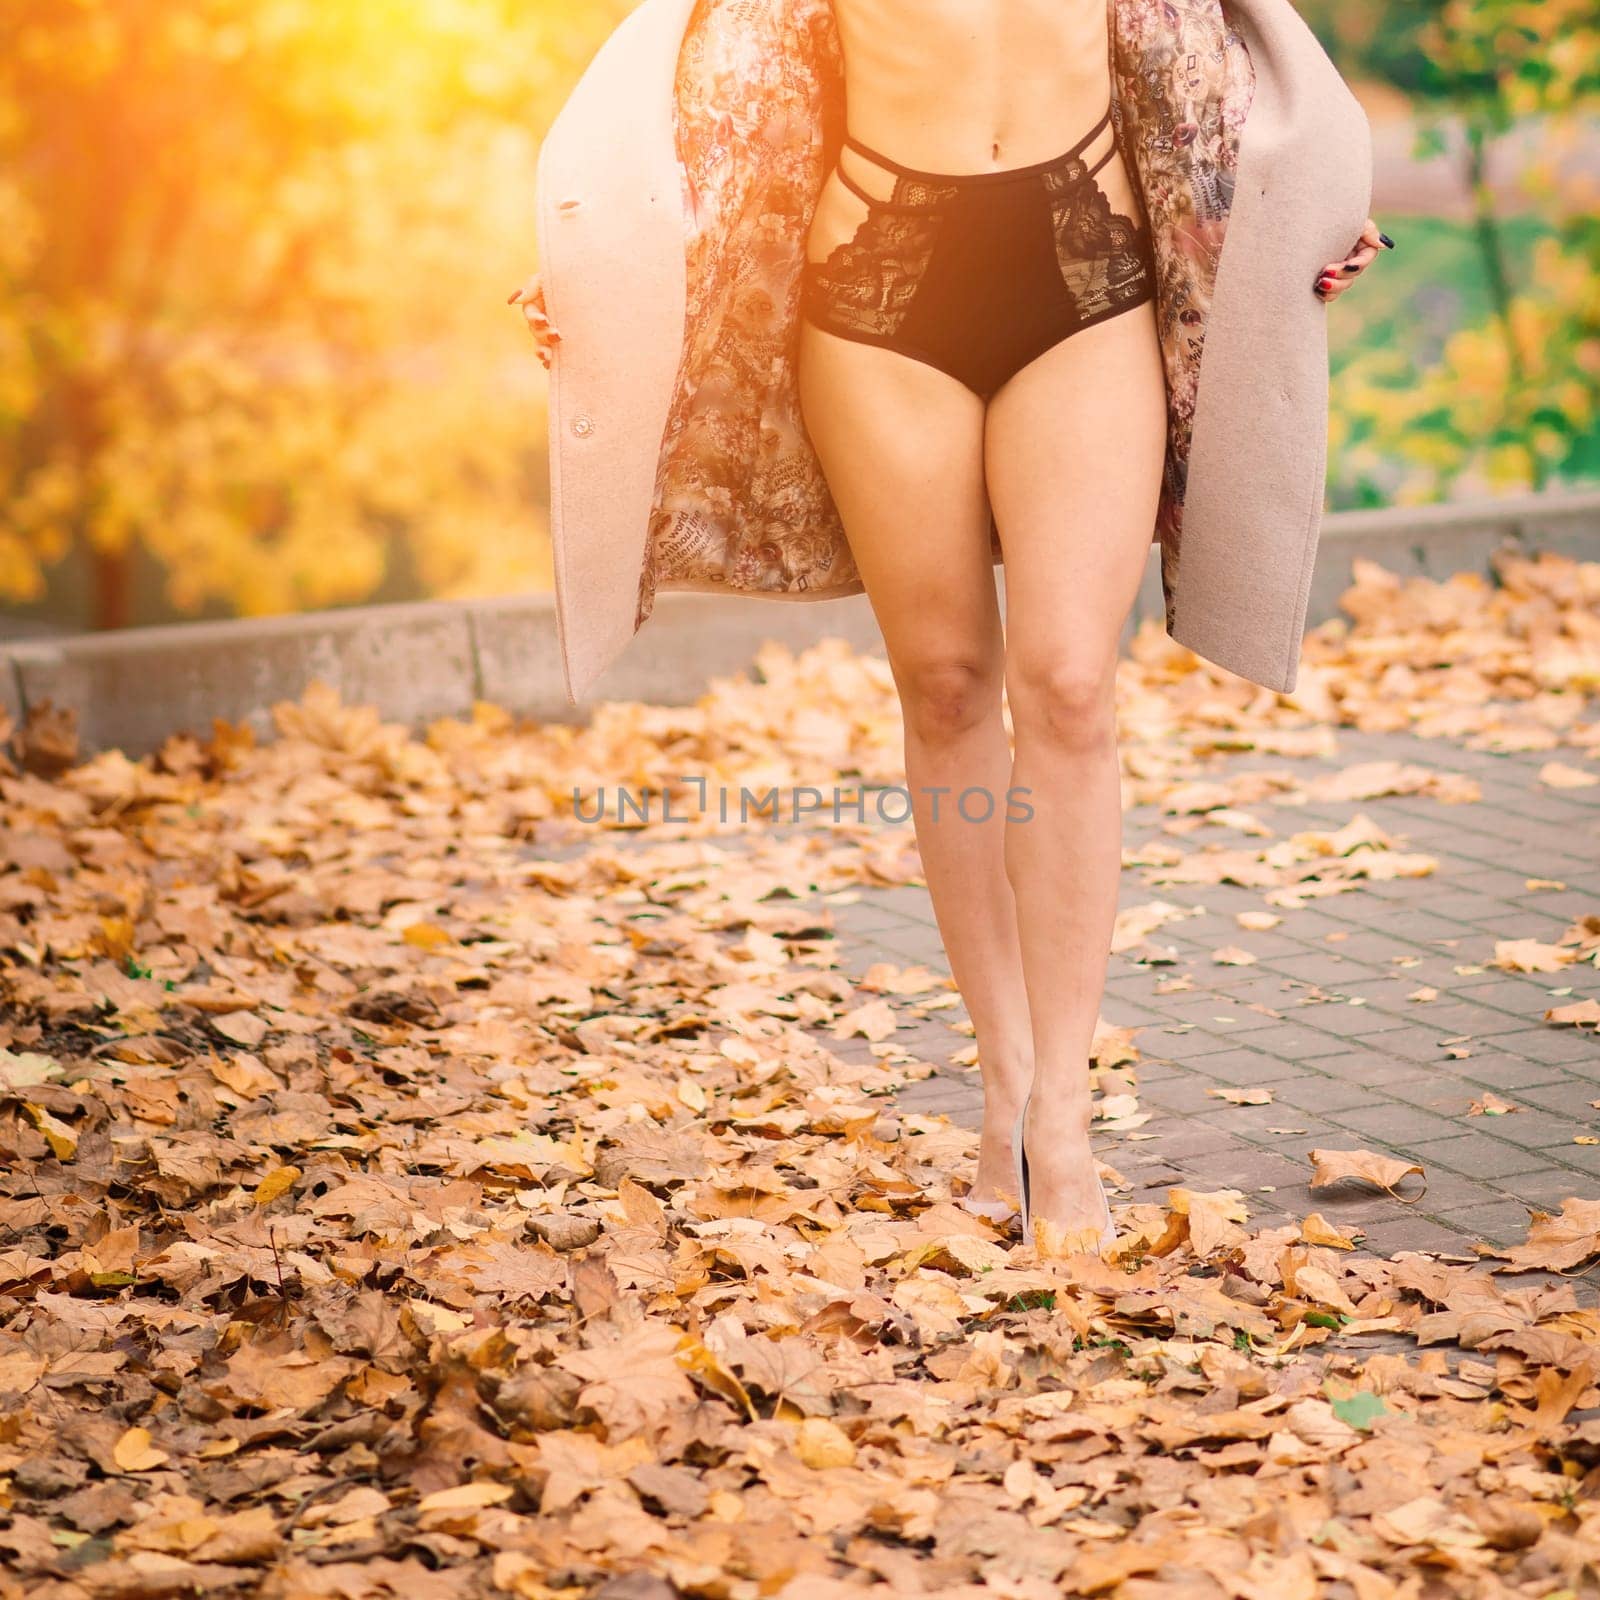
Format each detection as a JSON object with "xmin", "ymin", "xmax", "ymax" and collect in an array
[{"xmin": 819, "ymin": 727, "xmax": 1600, "ymax": 1273}]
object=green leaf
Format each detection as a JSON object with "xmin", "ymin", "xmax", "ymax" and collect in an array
[{"xmin": 1327, "ymin": 1387, "xmax": 1390, "ymax": 1432}]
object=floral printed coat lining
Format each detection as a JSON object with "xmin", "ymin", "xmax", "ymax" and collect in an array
[{"xmin": 637, "ymin": 0, "xmax": 1257, "ymax": 632}]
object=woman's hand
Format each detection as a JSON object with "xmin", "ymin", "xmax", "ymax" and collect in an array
[
  {"xmin": 1315, "ymin": 219, "xmax": 1393, "ymax": 303},
  {"xmin": 508, "ymin": 271, "xmax": 560, "ymax": 367}
]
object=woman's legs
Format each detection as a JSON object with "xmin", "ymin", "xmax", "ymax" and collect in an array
[
  {"xmin": 798, "ymin": 321, "xmax": 1036, "ymax": 1206},
  {"xmin": 982, "ymin": 305, "xmax": 1168, "ymax": 1238}
]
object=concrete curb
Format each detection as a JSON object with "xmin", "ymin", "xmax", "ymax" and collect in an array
[
  {"xmin": 1, "ymin": 652, "xmax": 23, "ymax": 734},
  {"xmin": 4, "ymin": 489, "xmax": 1596, "ymax": 756}
]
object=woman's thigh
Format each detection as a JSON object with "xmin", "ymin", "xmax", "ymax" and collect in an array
[
  {"xmin": 798, "ymin": 320, "xmax": 1002, "ymax": 693},
  {"xmin": 981, "ymin": 306, "xmax": 1168, "ymax": 695}
]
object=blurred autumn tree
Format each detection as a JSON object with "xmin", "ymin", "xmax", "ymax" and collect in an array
[
  {"xmin": 1308, "ymin": 0, "xmax": 1600, "ymax": 502},
  {"xmin": 0, "ymin": 0, "xmax": 621, "ymax": 628}
]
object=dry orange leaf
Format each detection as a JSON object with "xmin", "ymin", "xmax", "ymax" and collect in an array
[
  {"xmin": 1212, "ymin": 946, "xmax": 1258, "ymax": 966},
  {"xmin": 1206, "ymin": 1086, "xmax": 1274, "ymax": 1106},
  {"xmin": 1300, "ymin": 1212, "xmax": 1360, "ymax": 1249},
  {"xmin": 1492, "ymin": 939, "xmax": 1571, "ymax": 974},
  {"xmin": 1308, "ymin": 1149, "xmax": 1426, "ymax": 1203},
  {"xmin": 254, "ymin": 1165, "xmax": 302, "ymax": 1206},
  {"xmin": 24, "ymin": 1103, "xmax": 77, "ymax": 1160},
  {"xmin": 794, "ymin": 1417, "xmax": 856, "ymax": 1469},
  {"xmin": 1546, "ymin": 998, "xmax": 1600, "ymax": 1028},
  {"xmin": 113, "ymin": 1427, "xmax": 169, "ymax": 1473},
  {"xmin": 417, "ymin": 1483, "xmax": 514, "ymax": 1513},
  {"xmin": 1537, "ymin": 761, "xmax": 1597, "ymax": 789},
  {"xmin": 1479, "ymin": 1199, "xmax": 1600, "ymax": 1274},
  {"xmin": 830, "ymin": 999, "xmax": 898, "ymax": 1042}
]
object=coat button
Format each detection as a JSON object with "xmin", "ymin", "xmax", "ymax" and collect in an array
[{"xmin": 572, "ymin": 413, "xmax": 594, "ymax": 437}]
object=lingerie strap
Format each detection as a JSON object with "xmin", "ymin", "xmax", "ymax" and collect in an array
[{"xmin": 833, "ymin": 106, "xmax": 1116, "ymax": 209}]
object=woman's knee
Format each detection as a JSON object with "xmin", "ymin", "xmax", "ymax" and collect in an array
[
  {"xmin": 1006, "ymin": 653, "xmax": 1118, "ymax": 748},
  {"xmin": 895, "ymin": 656, "xmax": 1002, "ymax": 744}
]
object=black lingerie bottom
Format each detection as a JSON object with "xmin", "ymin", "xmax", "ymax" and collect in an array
[{"xmin": 801, "ymin": 107, "xmax": 1156, "ymax": 400}]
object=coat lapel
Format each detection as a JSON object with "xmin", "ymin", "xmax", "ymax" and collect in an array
[
  {"xmin": 1106, "ymin": 0, "xmax": 1255, "ymax": 623},
  {"xmin": 642, "ymin": 0, "xmax": 854, "ymax": 629}
]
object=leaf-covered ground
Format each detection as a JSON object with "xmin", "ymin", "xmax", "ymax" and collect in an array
[{"xmin": 2, "ymin": 550, "xmax": 1600, "ymax": 1599}]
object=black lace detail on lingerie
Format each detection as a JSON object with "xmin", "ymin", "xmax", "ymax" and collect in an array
[
  {"xmin": 802, "ymin": 201, "xmax": 949, "ymax": 338},
  {"xmin": 1040, "ymin": 159, "xmax": 1154, "ymax": 325},
  {"xmin": 802, "ymin": 151, "xmax": 1153, "ymax": 344}
]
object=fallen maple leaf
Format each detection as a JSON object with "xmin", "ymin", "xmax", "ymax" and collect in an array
[
  {"xmin": 830, "ymin": 998, "xmax": 898, "ymax": 1042},
  {"xmin": 1546, "ymin": 998, "xmax": 1600, "ymax": 1028},
  {"xmin": 24, "ymin": 1103, "xmax": 77, "ymax": 1160},
  {"xmin": 1538, "ymin": 761, "xmax": 1597, "ymax": 788},
  {"xmin": 1206, "ymin": 1086, "xmax": 1274, "ymax": 1106},
  {"xmin": 1212, "ymin": 946, "xmax": 1258, "ymax": 966},
  {"xmin": 253, "ymin": 1165, "xmax": 301, "ymax": 1206},
  {"xmin": 1492, "ymin": 939, "xmax": 1571, "ymax": 974},
  {"xmin": 1308, "ymin": 1149, "xmax": 1426, "ymax": 1202},
  {"xmin": 794, "ymin": 1417, "xmax": 856, "ymax": 1469},
  {"xmin": 113, "ymin": 1427, "xmax": 169, "ymax": 1473},
  {"xmin": 416, "ymin": 1483, "xmax": 514, "ymax": 1513},
  {"xmin": 1478, "ymin": 1197, "xmax": 1600, "ymax": 1274},
  {"xmin": 1324, "ymin": 1385, "xmax": 1389, "ymax": 1431},
  {"xmin": 1168, "ymin": 1187, "xmax": 1250, "ymax": 1257},
  {"xmin": 1373, "ymin": 1495, "xmax": 1487, "ymax": 1550},
  {"xmin": 1300, "ymin": 1213, "xmax": 1360, "ymax": 1249}
]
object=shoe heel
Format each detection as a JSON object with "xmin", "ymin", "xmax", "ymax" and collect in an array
[{"xmin": 1012, "ymin": 1096, "xmax": 1032, "ymax": 1247}]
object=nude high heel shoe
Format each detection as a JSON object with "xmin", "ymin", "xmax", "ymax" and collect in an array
[
  {"xmin": 959, "ymin": 1191, "xmax": 1018, "ymax": 1225},
  {"xmin": 1012, "ymin": 1094, "xmax": 1116, "ymax": 1254}
]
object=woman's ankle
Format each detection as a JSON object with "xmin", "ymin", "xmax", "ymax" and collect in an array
[
  {"xmin": 1022, "ymin": 1090, "xmax": 1093, "ymax": 1147},
  {"xmin": 976, "ymin": 1043, "xmax": 1032, "ymax": 1111}
]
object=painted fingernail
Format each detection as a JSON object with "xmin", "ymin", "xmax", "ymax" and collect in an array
[
  {"xmin": 1341, "ymin": 263, "xmax": 1360, "ymax": 274},
  {"xmin": 1379, "ymin": 232, "xmax": 1396, "ymax": 249}
]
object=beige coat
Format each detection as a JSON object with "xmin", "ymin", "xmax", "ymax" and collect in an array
[{"xmin": 536, "ymin": 0, "xmax": 1372, "ymax": 702}]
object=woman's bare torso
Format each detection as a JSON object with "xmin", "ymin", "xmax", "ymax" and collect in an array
[
  {"xmin": 827, "ymin": 0, "xmax": 1114, "ymax": 173},
  {"xmin": 806, "ymin": 0, "xmax": 1140, "ymax": 268}
]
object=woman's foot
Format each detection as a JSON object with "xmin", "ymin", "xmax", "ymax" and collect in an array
[
  {"xmin": 961, "ymin": 1060, "xmax": 1030, "ymax": 1222},
  {"xmin": 1018, "ymin": 1097, "xmax": 1111, "ymax": 1251}
]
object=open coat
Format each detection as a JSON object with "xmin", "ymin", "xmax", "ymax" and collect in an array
[{"xmin": 535, "ymin": 0, "xmax": 1373, "ymax": 702}]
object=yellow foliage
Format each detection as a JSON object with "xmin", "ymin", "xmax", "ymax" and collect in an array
[{"xmin": 1, "ymin": 0, "xmax": 629, "ymax": 621}]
